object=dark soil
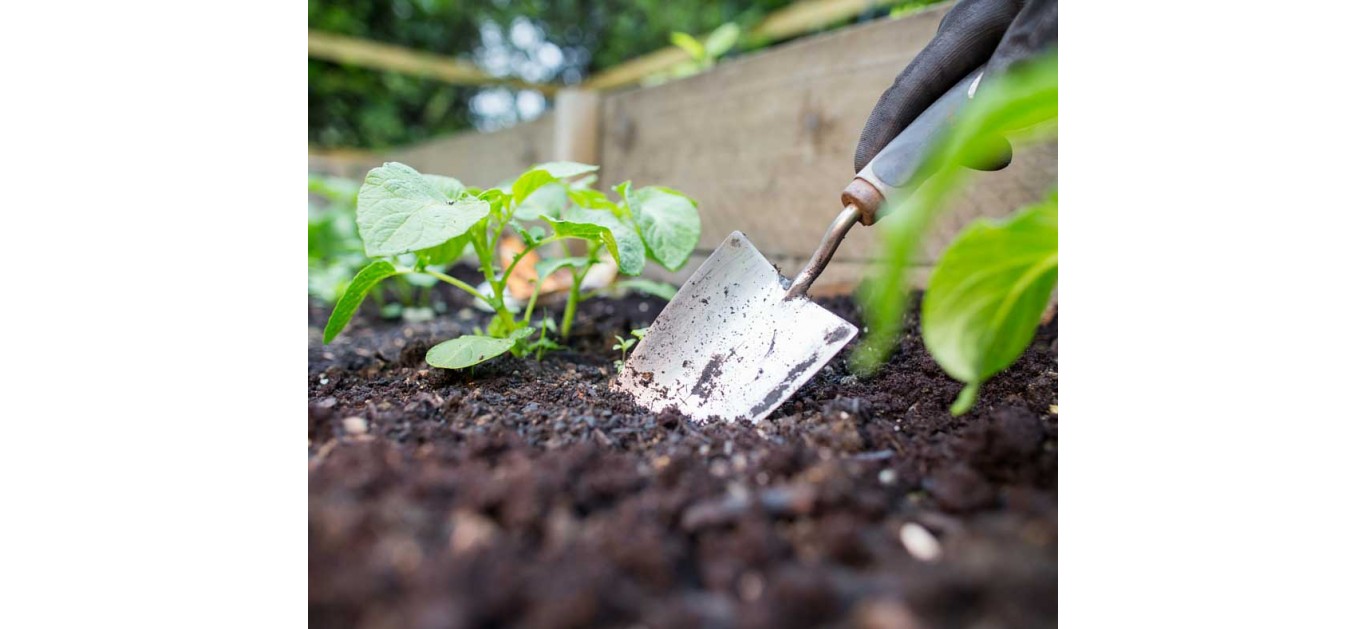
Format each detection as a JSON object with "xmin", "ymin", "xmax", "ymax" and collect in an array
[{"xmin": 309, "ymin": 285, "xmax": 1058, "ymax": 629}]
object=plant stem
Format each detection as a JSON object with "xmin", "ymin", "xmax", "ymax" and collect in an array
[
  {"xmin": 422, "ymin": 270, "xmax": 490, "ymax": 306},
  {"xmin": 560, "ymin": 242, "xmax": 601, "ymax": 340},
  {"xmin": 469, "ymin": 219, "xmax": 518, "ymax": 333},
  {"xmin": 522, "ymin": 277, "xmax": 543, "ymax": 324}
]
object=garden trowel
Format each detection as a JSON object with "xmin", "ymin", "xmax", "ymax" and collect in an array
[{"xmin": 614, "ymin": 68, "xmax": 986, "ymax": 422}]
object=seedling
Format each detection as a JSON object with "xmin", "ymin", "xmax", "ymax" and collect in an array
[
  {"xmin": 612, "ymin": 328, "xmax": 648, "ymax": 373},
  {"xmin": 854, "ymin": 53, "xmax": 1059, "ymax": 414},
  {"xmin": 323, "ymin": 161, "xmax": 701, "ymax": 371},
  {"xmin": 668, "ymin": 22, "xmax": 741, "ymax": 78}
]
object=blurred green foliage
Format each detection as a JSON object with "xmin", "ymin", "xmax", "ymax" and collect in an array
[
  {"xmin": 851, "ymin": 52, "xmax": 1058, "ymax": 408},
  {"xmin": 309, "ymin": 0, "xmax": 803, "ymax": 149}
]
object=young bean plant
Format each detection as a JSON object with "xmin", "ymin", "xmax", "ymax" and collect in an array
[
  {"xmin": 322, "ymin": 161, "xmax": 700, "ymax": 370},
  {"xmin": 612, "ymin": 328, "xmax": 648, "ymax": 373}
]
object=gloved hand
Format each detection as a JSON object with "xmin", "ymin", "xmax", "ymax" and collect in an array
[{"xmin": 853, "ymin": 0, "xmax": 1058, "ymax": 173}]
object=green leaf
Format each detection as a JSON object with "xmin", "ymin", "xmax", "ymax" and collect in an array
[
  {"xmin": 612, "ymin": 181, "xmax": 633, "ymax": 212},
  {"xmin": 670, "ymin": 32, "xmax": 706, "ymax": 61},
  {"xmin": 511, "ymin": 169, "xmax": 554, "ymax": 204},
  {"xmin": 535, "ymin": 256, "xmax": 591, "ymax": 278},
  {"xmin": 515, "ymin": 181, "xmax": 569, "ymax": 220},
  {"xmin": 532, "ymin": 161, "xmax": 599, "ymax": 179},
  {"xmin": 612, "ymin": 278, "xmax": 678, "ymax": 300},
  {"xmin": 357, "ymin": 162, "xmax": 491, "ymax": 257},
  {"xmin": 425, "ymin": 335, "xmax": 517, "ymax": 369},
  {"xmin": 628, "ymin": 186, "xmax": 700, "ymax": 271},
  {"xmin": 416, "ymin": 234, "xmax": 468, "ymax": 266},
  {"xmin": 545, "ymin": 206, "xmax": 646, "ymax": 275},
  {"xmin": 570, "ymin": 188, "xmax": 619, "ymax": 212},
  {"xmin": 922, "ymin": 200, "xmax": 1058, "ymax": 415},
  {"xmin": 704, "ymin": 23, "xmax": 741, "ymax": 59},
  {"xmin": 423, "ymin": 174, "xmax": 465, "ymax": 200},
  {"xmin": 324, "ymin": 260, "xmax": 401, "ymax": 343}
]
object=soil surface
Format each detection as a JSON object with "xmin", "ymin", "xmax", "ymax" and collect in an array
[{"xmin": 309, "ymin": 283, "xmax": 1058, "ymax": 629}]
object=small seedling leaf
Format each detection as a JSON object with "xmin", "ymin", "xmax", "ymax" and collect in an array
[
  {"xmin": 704, "ymin": 23, "xmax": 741, "ymax": 59},
  {"xmin": 324, "ymin": 260, "xmax": 401, "ymax": 343},
  {"xmin": 628, "ymin": 186, "xmax": 700, "ymax": 271},
  {"xmin": 426, "ymin": 335, "xmax": 518, "ymax": 369},
  {"xmin": 670, "ymin": 32, "xmax": 707, "ymax": 61},
  {"xmin": 922, "ymin": 199, "xmax": 1058, "ymax": 415},
  {"xmin": 357, "ymin": 163, "xmax": 491, "ymax": 256}
]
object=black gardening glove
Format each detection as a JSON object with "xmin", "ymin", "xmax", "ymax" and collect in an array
[{"xmin": 853, "ymin": 0, "xmax": 1059, "ymax": 173}]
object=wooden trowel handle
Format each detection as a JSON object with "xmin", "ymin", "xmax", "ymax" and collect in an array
[{"xmin": 842, "ymin": 66, "xmax": 985, "ymax": 225}]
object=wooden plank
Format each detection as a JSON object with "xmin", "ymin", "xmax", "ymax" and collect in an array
[
  {"xmin": 552, "ymin": 89, "xmax": 602, "ymax": 164},
  {"xmin": 308, "ymin": 30, "xmax": 556, "ymax": 94},
  {"xmin": 582, "ymin": 0, "xmax": 911, "ymax": 91},
  {"xmin": 599, "ymin": 6, "xmax": 1057, "ymax": 290},
  {"xmin": 385, "ymin": 115, "xmax": 556, "ymax": 188}
]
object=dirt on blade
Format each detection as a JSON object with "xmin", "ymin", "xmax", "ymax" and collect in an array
[{"xmin": 309, "ymin": 289, "xmax": 1058, "ymax": 629}]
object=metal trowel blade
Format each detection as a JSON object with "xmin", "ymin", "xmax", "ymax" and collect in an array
[{"xmin": 612, "ymin": 231, "xmax": 857, "ymax": 422}]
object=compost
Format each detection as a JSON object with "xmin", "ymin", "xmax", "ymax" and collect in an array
[{"xmin": 309, "ymin": 284, "xmax": 1058, "ymax": 629}]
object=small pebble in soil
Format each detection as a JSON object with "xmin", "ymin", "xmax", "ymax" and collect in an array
[
  {"xmin": 739, "ymin": 572, "xmax": 764, "ymax": 602},
  {"xmin": 899, "ymin": 522, "xmax": 942, "ymax": 561},
  {"xmin": 342, "ymin": 416, "xmax": 368, "ymax": 435},
  {"xmin": 878, "ymin": 469, "xmax": 896, "ymax": 485}
]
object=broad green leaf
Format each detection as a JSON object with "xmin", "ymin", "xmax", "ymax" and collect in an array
[
  {"xmin": 425, "ymin": 335, "xmax": 517, "ymax": 369},
  {"xmin": 704, "ymin": 23, "xmax": 741, "ymax": 59},
  {"xmin": 670, "ymin": 32, "xmax": 706, "ymax": 61},
  {"xmin": 546, "ymin": 206, "xmax": 646, "ymax": 275},
  {"xmin": 423, "ymin": 174, "xmax": 465, "ymax": 200},
  {"xmin": 511, "ymin": 169, "xmax": 554, "ymax": 204},
  {"xmin": 515, "ymin": 181, "xmax": 569, "ymax": 220},
  {"xmin": 612, "ymin": 278, "xmax": 678, "ymax": 300},
  {"xmin": 628, "ymin": 186, "xmax": 700, "ymax": 271},
  {"xmin": 324, "ymin": 260, "xmax": 401, "ymax": 343},
  {"xmin": 542, "ymin": 215, "xmax": 604, "ymax": 241},
  {"xmin": 532, "ymin": 161, "xmax": 599, "ymax": 179},
  {"xmin": 357, "ymin": 163, "xmax": 491, "ymax": 256},
  {"xmin": 922, "ymin": 199, "xmax": 1058, "ymax": 415},
  {"xmin": 535, "ymin": 256, "xmax": 591, "ymax": 278},
  {"xmin": 416, "ymin": 234, "xmax": 468, "ymax": 266}
]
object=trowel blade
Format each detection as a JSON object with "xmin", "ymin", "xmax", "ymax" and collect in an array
[{"xmin": 612, "ymin": 231, "xmax": 857, "ymax": 422}]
